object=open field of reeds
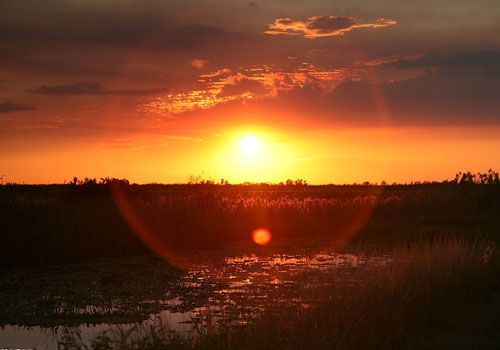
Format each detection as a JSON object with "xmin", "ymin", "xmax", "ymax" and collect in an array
[{"xmin": 1, "ymin": 182, "xmax": 500, "ymax": 266}]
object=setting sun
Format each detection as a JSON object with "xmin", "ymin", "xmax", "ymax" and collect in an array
[
  {"xmin": 239, "ymin": 135, "xmax": 262, "ymax": 158},
  {"xmin": 211, "ymin": 128, "xmax": 302, "ymax": 183}
]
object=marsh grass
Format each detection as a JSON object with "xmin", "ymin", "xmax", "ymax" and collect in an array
[
  {"xmin": 2, "ymin": 183, "xmax": 500, "ymax": 266},
  {"xmin": 58, "ymin": 237, "xmax": 496, "ymax": 350}
]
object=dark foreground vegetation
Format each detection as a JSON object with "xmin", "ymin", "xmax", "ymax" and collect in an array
[
  {"xmin": 1, "ymin": 173, "xmax": 500, "ymax": 266},
  {"xmin": 1, "ymin": 172, "xmax": 500, "ymax": 349},
  {"xmin": 59, "ymin": 237, "xmax": 500, "ymax": 350}
]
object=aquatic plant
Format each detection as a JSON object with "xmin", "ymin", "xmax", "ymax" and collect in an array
[{"xmin": 57, "ymin": 237, "xmax": 497, "ymax": 349}]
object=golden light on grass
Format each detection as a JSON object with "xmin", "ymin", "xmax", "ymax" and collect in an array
[{"xmin": 252, "ymin": 228, "xmax": 272, "ymax": 245}]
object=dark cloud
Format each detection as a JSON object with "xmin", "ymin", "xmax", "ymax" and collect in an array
[
  {"xmin": 0, "ymin": 53, "xmax": 127, "ymax": 78},
  {"xmin": 218, "ymin": 78, "xmax": 268, "ymax": 98},
  {"xmin": 32, "ymin": 82, "xmax": 166, "ymax": 96},
  {"xmin": 0, "ymin": 6, "xmax": 245, "ymax": 51},
  {"xmin": 152, "ymin": 25, "xmax": 244, "ymax": 50},
  {"xmin": 0, "ymin": 100, "xmax": 36, "ymax": 113},
  {"xmin": 308, "ymin": 16, "xmax": 357, "ymax": 33},
  {"xmin": 265, "ymin": 16, "xmax": 396, "ymax": 38},
  {"xmin": 262, "ymin": 63, "xmax": 500, "ymax": 125},
  {"xmin": 0, "ymin": 2, "xmax": 164, "ymax": 47},
  {"xmin": 391, "ymin": 50, "xmax": 500, "ymax": 69},
  {"xmin": 245, "ymin": 49, "xmax": 500, "ymax": 125}
]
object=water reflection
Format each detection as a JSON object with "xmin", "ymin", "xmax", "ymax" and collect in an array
[{"xmin": 0, "ymin": 250, "xmax": 389, "ymax": 347}]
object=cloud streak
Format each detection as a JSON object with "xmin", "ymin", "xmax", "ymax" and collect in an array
[
  {"xmin": 390, "ymin": 50, "xmax": 500, "ymax": 69},
  {"xmin": 140, "ymin": 63, "xmax": 353, "ymax": 114},
  {"xmin": 0, "ymin": 100, "xmax": 36, "ymax": 113},
  {"xmin": 265, "ymin": 16, "xmax": 396, "ymax": 39},
  {"xmin": 32, "ymin": 82, "xmax": 166, "ymax": 96}
]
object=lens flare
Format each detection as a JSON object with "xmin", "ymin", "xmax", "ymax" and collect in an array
[{"xmin": 252, "ymin": 228, "xmax": 272, "ymax": 245}]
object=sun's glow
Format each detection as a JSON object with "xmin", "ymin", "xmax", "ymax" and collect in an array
[
  {"xmin": 239, "ymin": 135, "xmax": 261, "ymax": 157},
  {"xmin": 210, "ymin": 128, "xmax": 300, "ymax": 183},
  {"xmin": 252, "ymin": 228, "xmax": 272, "ymax": 245}
]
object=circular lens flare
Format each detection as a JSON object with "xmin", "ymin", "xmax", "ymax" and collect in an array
[{"xmin": 252, "ymin": 228, "xmax": 271, "ymax": 245}]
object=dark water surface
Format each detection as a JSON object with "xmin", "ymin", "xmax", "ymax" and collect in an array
[{"xmin": 0, "ymin": 249, "xmax": 389, "ymax": 348}]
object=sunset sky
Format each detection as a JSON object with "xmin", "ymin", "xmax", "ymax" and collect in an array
[{"xmin": 1, "ymin": 0, "xmax": 500, "ymax": 184}]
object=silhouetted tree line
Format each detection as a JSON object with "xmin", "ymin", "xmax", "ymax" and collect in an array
[
  {"xmin": 453, "ymin": 169, "xmax": 500, "ymax": 185},
  {"xmin": 62, "ymin": 171, "xmax": 500, "ymax": 187},
  {"xmin": 69, "ymin": 177, "xmax": 130, "ymax": 186},
  {"xmin": 66, "ymin": 176, "xmax": 310, "ymax": 187},
  {"xmin": 284, "ymin": 179, "xmax": 308, "ymax": 186},
  {"xmin": 2, "ymin": 171, "xmax": 500, "ymax": 187}
]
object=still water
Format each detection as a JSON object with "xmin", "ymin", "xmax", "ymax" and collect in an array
[{"xmin": 0, "ymin": 250, "xmax": 388, "ymax": 348}]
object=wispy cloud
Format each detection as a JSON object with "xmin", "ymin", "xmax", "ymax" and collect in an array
[
  {"xmin": 265, "ymin": 16, "xmax": 396, "ymax": 39},
  {"xmin": 139, "ymin": 63, "xmax": 358, "ymax": 114}
]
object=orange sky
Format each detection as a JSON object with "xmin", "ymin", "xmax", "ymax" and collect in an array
[
  {"xmin": 3, "ymin": 123, "xmax": 500, "ymax": 184},
  {"xmin": 1, "ymin": 0, "xmax": 500, "ymax": 184}
]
